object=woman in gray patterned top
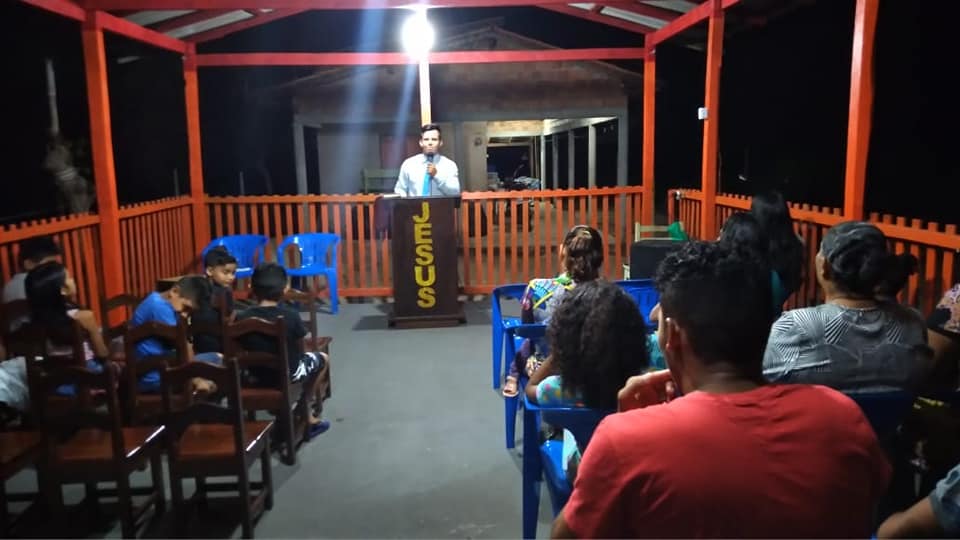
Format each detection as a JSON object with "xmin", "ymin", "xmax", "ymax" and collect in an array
[{"xmin": 763, "ymin": 221, "xmax": 932, "ymax": 392}]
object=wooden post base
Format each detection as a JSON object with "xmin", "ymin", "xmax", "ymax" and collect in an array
[{"xmin": 388, "ymin": 304, "xmax": 467, "ymax": 329}]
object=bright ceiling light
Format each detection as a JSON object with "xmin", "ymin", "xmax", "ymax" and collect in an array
[{"xmin": 400, "ymin": 8, "xmax": 435, "ymax": 61}]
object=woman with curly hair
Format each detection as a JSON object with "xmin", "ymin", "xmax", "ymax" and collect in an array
[
  {"xmin": 525, "ymin": 279, "xmax": 649, "ymax": 409},
  {"xmin": 524, "ymin": 280, "xmax": 649, "ymax": 479},
  {"xmin": 501, "ymin": 225, "xmax": 605, "ymax": 397}
]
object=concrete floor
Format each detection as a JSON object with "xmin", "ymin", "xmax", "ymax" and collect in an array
[{"xmin": 6, "ymin": 301, "xmax": 552, "ymax": 538}]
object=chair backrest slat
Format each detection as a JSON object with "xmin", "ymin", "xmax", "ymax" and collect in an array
[
  {"xmin": 161, "ymin": 359, "xmax": 246, "ymax": 461},
  {"xmin": 27, "ymin": 358, "xmax": 125, "ymax": 464}
]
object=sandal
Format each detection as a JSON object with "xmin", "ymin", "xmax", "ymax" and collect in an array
[{"xmin": 502, "ymin": 377, "xmax": 519, "ymax": 398}]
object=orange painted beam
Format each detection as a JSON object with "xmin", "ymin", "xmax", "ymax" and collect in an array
[
  {"xmin": 641, "ymin": 49, "xmax": 655, "ymax": 227},
  {"xmin": 82, "ymin": 19, "xmax": 125, "ymax": 315},
  {"xmin": 184, "ymin": 44, "xmax": 210, "ymax": 261},
  {"xmin": 19, "ymin": 0, "xmax": 84, "ymax": 20},
  {"xmin": 843, "ymin": 0, "xmax": 878, "ymax": 221},
  {"xmin": 700, "ymin": 0, "xmax": 723, "ymax": 239},
  {"xmin": 538, "ymin": 5, "xmax": 655, "ymax": 34},
  {"xmin": 196, "ymin": 48, "xmax": 646, "ymax": 66},
  {"xmin": 647, "ymin": 0, "xmax": 738, "ymax": 48},
  {"xmin": 90, "ymin": 10, "xmax": 187, "ymax": 53},
  {"xmin": 188, "ymin": 8, "xmax": 308, "ymax": 42}
]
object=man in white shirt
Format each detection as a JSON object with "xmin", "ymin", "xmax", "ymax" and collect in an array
[{"xmin": 394, "ymin": 124, "xmax": 460, "ymax": 197}]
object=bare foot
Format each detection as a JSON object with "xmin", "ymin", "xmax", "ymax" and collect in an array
[
  {"xmin": 502, "ymin": 377, "xmax": 519, "ymax": 398},
  {"xmin": 190, "ymin": 377, "xmax": 217, "ymax": 397}
]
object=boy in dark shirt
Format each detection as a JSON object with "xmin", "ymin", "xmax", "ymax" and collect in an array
[
  {"xmin": 192, "ymin": 246, "xmax": 237, "ymax": 354},
  {"xmin": 237, "ymin": 263, "xmax": 331, "ymax": 437}
]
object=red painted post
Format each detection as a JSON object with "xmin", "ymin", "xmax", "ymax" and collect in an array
[
  {"xmin": 82, "ymin": 14, "xmax": 125, "ymax": 319},
  {"xmin": 843, "ymin": 0, "xmax": 879, "ymax": 221},
  {"xmin": 700, "ymin": 0, "xmax": 724, "ymax": 239},
  {"xmin": 641, "ymin": 48, "xmax": 656, "ymax": 228},
  {"xmin": 184, "ymin": 44, "xmax": 210, "ymax": 261}
]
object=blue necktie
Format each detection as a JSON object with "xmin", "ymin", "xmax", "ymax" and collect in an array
[{"xmin": 422, "ymin": 157, "xmax": 432, "ymax": 196}]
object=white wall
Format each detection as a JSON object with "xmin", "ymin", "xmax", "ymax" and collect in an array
[
  {"xmin": 315, "ymin": 132, "xmax": 382, "ymax": 194},
  {"xmin": 458, "ymin": 121, "xmax": 489, "ymax": 192}
]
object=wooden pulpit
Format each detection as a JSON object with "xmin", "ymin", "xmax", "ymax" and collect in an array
[{"xmin": 384, "ymin": 195, "xmax": 465, "ymax": 328}]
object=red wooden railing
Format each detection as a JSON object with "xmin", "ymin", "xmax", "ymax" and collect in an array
[
  {"xmin": 119, "ymin": 196, "xmax": 197, "ymax": 296},
  {"xmin": 206, "ymin": 186, "xmax": 646, "ymax": 296},
  {"xmin": 669, "ymin": 189, "xmax": 960, "ymax": 314},
  {"xmin": 3, "ymin": 188, "xmax": 956, "ymax": 315},
  {"xmin": 0, "ymin": 213, "xmax": 104, "ymax": 317}
]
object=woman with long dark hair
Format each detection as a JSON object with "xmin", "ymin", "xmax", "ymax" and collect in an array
[
  {"xmin": 718, "ymin": 212, "xmax": 788, "ymax": 316},
  {"xmin": 25, "ymin": 261, "xmax": 110, "ymax": 375},
  {"xmin": 750, "ymin": 191, "xmax": 804, "ymax": 307}
]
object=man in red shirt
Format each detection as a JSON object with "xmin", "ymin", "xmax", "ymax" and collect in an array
[{"xmin": 552, "ymin": 241, "xmax": 891, "ymax": 539}]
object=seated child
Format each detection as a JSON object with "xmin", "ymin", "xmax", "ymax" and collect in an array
[
  {"xmin": 502, "ymin": 225, "xmax": 604, "ymax": 397},
  {"xmin": 237, "ymin": 263, "xmax": 331, "ymax": 438},
  {"xmin": 525, "ymin": 280, "xmax": 650, "ymax": 479},
  {"xmin": 131, "ymin": 275, "xmax": 219, "ymax": 392},
  {"xmin": 191, "ymin": 246, "xmax": 238, "ymax": 354},
  {"xmin": 25, "ymin": 261, "xmax": 113, "ymax": 395},
  {"xmin": 3, "ymin": 235, "xmax": 62, "ymax": 332}
]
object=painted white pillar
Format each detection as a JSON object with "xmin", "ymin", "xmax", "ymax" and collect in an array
[
  {"xmin": 315, "ymin": 132, "xmax": 324, "ymax": 194},
  {"xmin": 539, "ymin": 135, "xmax": 547, "ymax": 189},
  {"xmin": 617, "ymin": 113, "xmax": 628, "ymax": 187},
  {"xmin": 587, "ymin": 124, "xmax": 597, "ymax": 189},
  {"xmin": 293, "ymin": 121, "xmax": 308, "ymax": 195},
  {"xmin": 551, "ymin": 135, "xmax": 559, "ymax": 190}
]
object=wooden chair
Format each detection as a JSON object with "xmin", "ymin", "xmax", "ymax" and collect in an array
[
  {"xmin": 188, "ymin": 289, "xmax": 230, "ymax": 354},
  {"xmin": 161, "ymin": 359, "xmax": 273, "ymax": 539},
  {"xmin": 27, "ymin": 358, "xmax": 165, "ymax": 538},
  {"xmin": 101, "ymin": 294, "xmax": 141, "ymax": 344},
  {"xmin": 283, "ymin": 290, "xmax": 333, "ymax": 365},
  {"xmin": 122, "ymin": 319, "xmax": 190, "ymax": 425},
  {"xmin": 0, "ymin": 430, "xmax": 41, "ymax": 535},
  {"xmin": 0, "ymin": 299, "xmax": 30, "ymax": 337},
  {"xmin": 224, "ymin": 317, "xmax": 307, "ymax": 466}
]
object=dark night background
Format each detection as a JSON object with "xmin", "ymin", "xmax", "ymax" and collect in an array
[{"xmin": 1, "ymin": 0, "xmax": 956, "ymax": 224}]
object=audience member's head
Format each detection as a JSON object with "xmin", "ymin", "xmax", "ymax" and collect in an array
[
  {"xmin": 203, "ymin": 246, "xmax": 238, "ymax": 288},
  {"xmin": 561, "ymin": 225, "xmax": 604, "ymax": 283},
  {"xmin": 818, "ymin": 221, "xmax": 917, "ymax": 300},
  {"xmin": 18, "ymin": 236, "xmax": 62, "ymax": 272},
  {"xmin": 548, "ymin": 279, "xmax": 648, "ymax": 409},
  {"xmin": 655, "ymin": 241, "xmax": 772, "ymax": 392},
  {"xmin": 750, "ymin": 190, "xmax": 804, "ymax": 292},
  {"xmin": 718, "ymin": 212, "xmax": 769, "ymax": 258},
  {"xmin": 169, "ymin": 275, "xmax": 212, "ymax": 314},
  {"xmin": 25, "ymin": 261, "xmax": 75, "ymax": 329},
  {"xmin": 251, "ymin": 263, "xmax": 288, "ymax": 302}
]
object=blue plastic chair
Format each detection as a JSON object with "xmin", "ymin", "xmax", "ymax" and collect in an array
[
  {"xmin": 615, "ymin": 279, "xmax": 659, "ymax": 329},
  {"xmin": 504, "ymin": 323, "xmax": 547, "ymax": 449},
  {"xmin": 846, "ymin": 390, "xmax": 916, "ymax": 443},
  {"xmin": 202, "ymin": 234, "xmax": 269, "ymax": 279},
  {"xmin": 278, "ymin": 233, "xmax": 341, "ymax": 314},
  {"xmin": 491, "ymin": 284, "xmax": 527, "ymax": 389},
  {"xmin": 521, "ymin": 395, "xmax": 612, "ymax": 539}
]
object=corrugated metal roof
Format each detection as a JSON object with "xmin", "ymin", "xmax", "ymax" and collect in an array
[{"xmin": 116, "ymin": 0, "xmax": 696, "ymax": 43}]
